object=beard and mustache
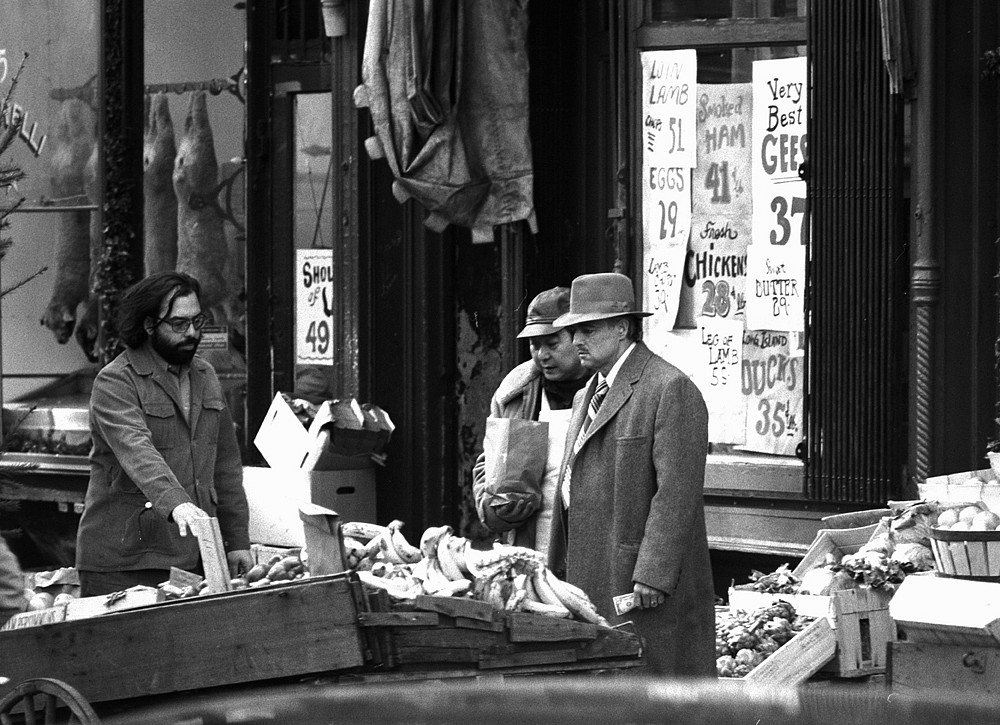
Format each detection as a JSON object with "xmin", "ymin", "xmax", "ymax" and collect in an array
[{"xmin": 151, "ymin": 326, "xmax": 200, "ymax": 366}]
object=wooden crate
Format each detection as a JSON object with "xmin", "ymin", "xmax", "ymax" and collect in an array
[
  {"xmin": 0, "ymin": 573, "xmax": 366, "ymax": 705},
  {"xmin": 742, "ymin": 616, "xmax": 836, "ymax": 685},
  {"xmin": 727, "ymin": 586, "xmax": 895, "ymax": 677},
  {"xmin": 357, "ymin": 592, "xmax": 644, "ymax": 674},
  {"xmin": 890, "ymin": 640, "xmax": 1000, "ymax": 696}
]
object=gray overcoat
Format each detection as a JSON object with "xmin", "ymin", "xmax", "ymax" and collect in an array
[{"xmin": 546, "ymin": 342, "xmax": 716, "ymax": 677}]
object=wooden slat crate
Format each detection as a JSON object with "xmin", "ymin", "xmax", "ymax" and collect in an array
[
  {"xmin": 890, "ymin": 640, "xmax": 1000, "ymax": 696},
  {"xmin": 0, "ymin": 573, "xmax": 366, "ymax": 705},
  {"xmin": 743, "ymin": 615, "xmax": 836, "ymax": 685},
  {"xmin": 726, "ymin": 586, "xmax": 894, "ymax": 678}
]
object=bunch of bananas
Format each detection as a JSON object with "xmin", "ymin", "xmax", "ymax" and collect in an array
[{"xmin": 341, "ymin": 520, "xmax": 609, "ymax": 626}]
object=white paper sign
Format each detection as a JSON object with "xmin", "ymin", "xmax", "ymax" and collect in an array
[
  {"xmin": 641, "ymin": 49, "xmax": 697, "ymax": 335},
  {"xmin": 752, "ymin": 56, "xmax": 808, "ymax": 247},
  {"xmin": 744, "ymin": 244, "xmax": 805, "ymax": 332},
  {"xmin": 740, "ymin": 330, "xmax": 804, "ymax": 456},
  {"xmin": 693, "ymin": 316, "xmax": 746, "ymax": 444},
  {"xmin": 641, "ymin": 49, "xmax": 697, "ymax": 169},
  {"xmin": 296, "ymin": 248, "xmax": 334, "ymax": 365}
]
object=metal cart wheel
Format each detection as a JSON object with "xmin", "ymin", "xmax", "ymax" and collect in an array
[{"xmin": 0, "ymin": 678, "xmax": 99, "ymax": 725}]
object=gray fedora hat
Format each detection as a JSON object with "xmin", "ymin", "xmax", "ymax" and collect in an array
[
  {"xmin": 553, "ymin": 273, "xmax": 652, "ymax": 328},
  {"xmin": 516, "ymin": 287, "xmax": 571, "ymax": 338}
]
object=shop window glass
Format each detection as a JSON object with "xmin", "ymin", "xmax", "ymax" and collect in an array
[
  {"xmin": 144, "ymin": 0, "xmax": 248, "ymax": 441},
  {"xmin": 291, "ymin": 93, "xmax": 336, "ymax": 401},
  {"xmin": 0, "ymin": 1, "xmax": 100, "ymax": 455},
  {"xmin": 638, "ymin": 45, "xmax": 806, "ymax": 458}
]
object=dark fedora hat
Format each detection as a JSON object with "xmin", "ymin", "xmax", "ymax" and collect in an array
[
  {"xmin": 553, "ymin": 273, "xmax": 652, "ymax": 328},
  {"xmin": 516, "ymin": 287, "xmax": 571, "ymax": 338}
]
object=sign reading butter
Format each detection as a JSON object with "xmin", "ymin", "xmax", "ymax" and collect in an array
[{"xmin": 296, "ymin": 249, "xmax": 334, "ymax": 365}]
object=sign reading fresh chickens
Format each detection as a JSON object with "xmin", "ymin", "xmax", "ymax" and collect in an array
[{"xmin": 296, "ymin": 248, "xmax": 334, "ymax": 365}]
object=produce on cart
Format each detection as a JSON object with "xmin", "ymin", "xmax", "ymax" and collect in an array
[{"xmin": 0, "ymin": 508, "xmax": 641, "ymax": 715}]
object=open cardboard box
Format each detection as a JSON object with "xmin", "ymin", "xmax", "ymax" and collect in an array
[
  {"xmin": 243, "ymin": 466, "xmax": 376, "ymax": 547},
  {"xmin": 253, "ymin": 392, "xmax": 393, "ymax": 471}
]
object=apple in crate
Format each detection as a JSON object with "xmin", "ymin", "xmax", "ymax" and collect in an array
[{"xmin": 970, "ymin": 510, "xmax": 1000, "ymax": 531}]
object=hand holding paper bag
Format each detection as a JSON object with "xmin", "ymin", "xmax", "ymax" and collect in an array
[{"xmin": 478, "ymin": 417, "xmax": 548, "ymax": 530}]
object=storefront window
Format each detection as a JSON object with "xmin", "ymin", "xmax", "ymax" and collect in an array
[
  {"xmin": 291, "ymin": 93, "xmax": 336, "ymax": 400},
  {"xmin": 0, "ymin": 1, "xmax": 101, "ymax": 454},
  {"xmin": 639, "ymin": 44, "xmax": 806, "ymax": 459},
  {"xmin": 144, "ymin": 0, "xmax": 248, "ymax": 440}
]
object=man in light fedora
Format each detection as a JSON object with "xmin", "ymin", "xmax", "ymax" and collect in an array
[
  {"xmin": 547, "ymin": 272, "xmax": 715, "ymax": 677},
  {"xmin": 473, "ymin": 287, "xmax": 590, "ymax": 554}
]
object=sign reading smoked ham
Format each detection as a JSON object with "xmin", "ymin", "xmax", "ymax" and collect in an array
[
  {"xmin": 296, "ymin": 249, "xmax": 334, "ymax": 365},
  {"xmin": 676, "ymin": 82, "xmax": 752, "ymax": 330}
]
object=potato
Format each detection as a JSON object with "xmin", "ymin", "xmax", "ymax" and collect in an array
[
  {"xmin": 267, "ymin": 563, "xmax": 291, "ymax": 581},
  {"xmin": 245, "ymin": 564, "xmax": 268, "ymax": 583},
  {"xmin": 278, "ymin": 556, "xmax": 302, "ymax": 571}
]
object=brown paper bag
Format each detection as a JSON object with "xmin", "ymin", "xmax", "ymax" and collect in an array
[{"xmin": 482, "ymin": 417, "xmax": 549, "ymax": 526}]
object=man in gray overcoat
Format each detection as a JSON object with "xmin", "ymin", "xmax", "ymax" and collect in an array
[{"xmin": 548, "ymin": 272, "xmax": 716, "ymax": 677}]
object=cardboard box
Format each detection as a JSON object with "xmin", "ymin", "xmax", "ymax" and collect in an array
[
  {"xmin": 253, "ymin": 393, "xmax": 388, "ymax": 471},
  {"xmin": 889, "ymin": 574, "xmax": 1000, "ymax": 647},
  {"xmin": 243, "ymin": 466, "xmax": 377, "ymax": 547}
]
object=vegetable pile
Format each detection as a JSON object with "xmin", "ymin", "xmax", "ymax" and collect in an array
[{"xmin": 716, "ymin": 600, "xmax": 813, "ymax": 678}]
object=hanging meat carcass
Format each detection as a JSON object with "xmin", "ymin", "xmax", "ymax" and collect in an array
[
  {"xmin": 173, "ymin": 90, "xmax": 227, "ymax": 312},
  {"xmin": 73, "ymin": 141, "xmax": 101, "ymax": 362},
  {"xmin": 144, "ymin": 92, "xmax": 178, "ymax": 275},
  {"xmin": 41, "ymin": 98, "xmax": 96, "ymax": 344}
]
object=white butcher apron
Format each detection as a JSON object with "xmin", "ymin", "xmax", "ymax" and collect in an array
[{"xmin": 535, "ymin": 391, "xmax": 572, "ymax": 556}]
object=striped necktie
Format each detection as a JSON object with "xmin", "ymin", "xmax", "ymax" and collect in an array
[
  {"xmin": 573, "ymin": 378, "xmax": 609, "ymax": 454},
  {"xmin": 563, "ymin": 378, "xmax": 610, "ymax": 509}
]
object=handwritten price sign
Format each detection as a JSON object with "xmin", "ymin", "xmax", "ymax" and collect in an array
[
  {"xmin": 744, "ymin": 244, "xmax": 805, "ymax": 332},
  {"xmin": 740, "ymin": 330, "xmax": 803, "ymax": 455},
  {"xmin": 694, "ymin": 316, "xmax": 746, "ymax": 444},
  {"xmin": 296, "ymin": 248, "xmax": 334, "ymax": 365},
  {"xmin": 752, "ymin": 56, "xmax": 808, "ymax": 249}
]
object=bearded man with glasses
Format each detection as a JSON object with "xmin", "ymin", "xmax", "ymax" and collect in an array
[{"xmin": 76, "ymin": 272, "xmax": 252, "ymax": 595}]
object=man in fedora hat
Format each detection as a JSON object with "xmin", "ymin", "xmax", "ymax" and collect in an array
[
  {"xmin": 473, "ymin": 287, "xmax": 591, "ymax": 554},
  {"xmin": 547, "ymin": 272, "xmax": 715, "ymax": 677}
]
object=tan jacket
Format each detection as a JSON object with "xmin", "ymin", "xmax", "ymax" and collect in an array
[{"xmin": 76, "ymin": 343, "xmax": 249, "ymax": 573}]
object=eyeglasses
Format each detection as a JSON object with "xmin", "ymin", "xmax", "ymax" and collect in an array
[{"xmin": 156, "ymin": 313, "xmax": 208, "ymax": 333}]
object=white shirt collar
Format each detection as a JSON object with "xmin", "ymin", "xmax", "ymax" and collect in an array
[{"xmin": 600, "ymin": 342, "xmax": 636, "ymax": 389}]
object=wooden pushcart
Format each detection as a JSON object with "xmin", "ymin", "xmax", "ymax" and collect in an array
[{"xmin": 0, "ymin": 572, "xmax": 642, "ymax": 723}]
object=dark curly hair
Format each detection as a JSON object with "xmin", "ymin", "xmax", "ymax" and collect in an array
[{"xmin": 117, "ymin": 272, "xmax": 202, "ymax": 349}]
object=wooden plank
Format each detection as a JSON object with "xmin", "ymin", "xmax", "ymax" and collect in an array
[
  {"xmin": 479, "ymin": 648, "xmax": 578, "ymax": 670},
  {"xmin": 413, "ymin": 594, "xmax": 497, "ymax": 622},
  {"xmin": 744, "ymin": 616, "xmax": 836, "ymax": 685},
  {"xmin": 455, "ymin": 616, "xmax": 504, "ymax": 632},
  {"xmin": 575, "ymin": 626, "xmax": 643, "ymax": 661},
  {"xmin": 190, "ymin": 516, "xmax": 232, "ymax": 592},
  {"xmin": 890, "ymin": 641, "xmax": 1000, "ymax": 696},
  {"xmin": 506, "ymin": 613, "xmax": 599, "ymax": 642},
  {"xmin": 0, "ymin": 574, "xmax": 365, "ymax": 705},
  {"xmin": 394, "ymin": 647, "xmax": 480, "ymax": 664},
  {"xmin": 388, "ymin": 626, "xmax": 505, "ymax": 652},
  {"xmin": 358, "ymin": 611, "xmax": 440, "ymax": 627}
]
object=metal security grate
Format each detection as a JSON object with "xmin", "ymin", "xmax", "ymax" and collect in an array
[{"xmin": 806, "ymin": 0, "xmax": 906, "ymax": 503}]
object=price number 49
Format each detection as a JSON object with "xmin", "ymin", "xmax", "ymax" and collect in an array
[{"xmin": 305, "ymin": 320, "xmax": 331, "ymax": 354}]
